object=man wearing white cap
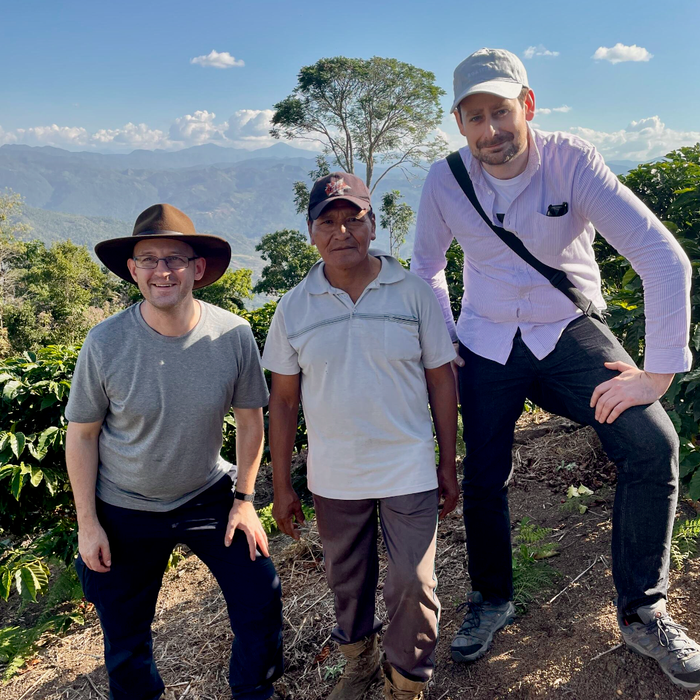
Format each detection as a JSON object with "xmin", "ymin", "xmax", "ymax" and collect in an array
[{"xmin": 411, "ymin": 48, "xmax": 700, "ymax": 690}]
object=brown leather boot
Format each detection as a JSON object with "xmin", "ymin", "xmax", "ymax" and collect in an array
[
  {"xmin": 328, "ymin": 634, "xmax": 382, "ymax": 700},
  {"xmin": 383, "ymin": 660, "xmax": 426, "ymax": 700}
]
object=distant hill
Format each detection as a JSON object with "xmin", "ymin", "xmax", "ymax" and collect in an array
[
  {"xmin": 19, "ymin": 206, "xmax": 263, "ymax": 274},
  {"xmin": 1, "ymin": 144, "xmax": 647, "ymax": 263},
  {"xmin": 0, "ymin": 143, "xmax": 425, "ymax": 256}
]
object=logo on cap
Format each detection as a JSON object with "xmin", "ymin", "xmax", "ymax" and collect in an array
[{"xmin": 325, "ymin": 177, "xmax": 351, "ymax": 196}]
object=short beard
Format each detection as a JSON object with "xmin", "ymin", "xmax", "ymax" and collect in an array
[{"xmin": 471, "ymin": 134, "xmax": 521, "ymax": 165}]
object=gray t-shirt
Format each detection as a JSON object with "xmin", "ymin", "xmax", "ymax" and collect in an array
[{"xmin": 65, "ymin": 301, "xmax": 269, "ymax": 511}]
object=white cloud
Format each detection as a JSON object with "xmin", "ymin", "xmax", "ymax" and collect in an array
[
  {"xmin": 537, "ymin": 105, "xmax": 572, "ymax": 115},
  {"xmin": 91, "ymin": 123, "xmax": 167, "ymax": 149},
  {"xmin": 190, "ymin": 50, "xmax": 244, "ymax": 69},
  {"xmin": 523, "ymin": 45, "xmax": 560, "ymax": 59},
  {"xmin": 592, "ymin": 43, "xmax": 653, "ymax": 64},
  {"xmin": 169, "ymin": 110, "xmax": 227, "ymax": 145},
  {"xmin": 224, "ymin": 109, "xmax": 275, "ymax": 147},
  {"xmin": 569, "ymin": 116, "xmax": 700, "ymax": 160}
]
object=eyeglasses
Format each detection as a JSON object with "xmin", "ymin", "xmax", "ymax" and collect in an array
[{"xmin": 132, "ymin": 255, "xmax": 199, "ymax": 270}]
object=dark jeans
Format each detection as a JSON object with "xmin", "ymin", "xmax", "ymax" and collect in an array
[
  {"xmin": 75, "ymin": 475, "xmax": 283, "ymax": 700},
  {"xmin": 458, "ymin": 316, "xmax": 679, "ymax": 616}
]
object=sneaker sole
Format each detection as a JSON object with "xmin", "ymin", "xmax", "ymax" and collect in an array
[
  {"xmin": 451, "ymin": 606, "xmax": 517, "ymax": 664},
  {"xmin": 625, "ymin": 643, "xmax": 700, "ymax": 691}
]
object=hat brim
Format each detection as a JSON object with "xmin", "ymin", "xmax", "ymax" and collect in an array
[
  {"xmin": 451, "ymin": 79, "xmax": 524, "ymax": 113},
  {"xmin": 95, "ymin": 233, "xmax": 232, "ymax": 290},
  {"xmin": 309, "ymin": 196, "xmax": 372, "ymax": 221}
]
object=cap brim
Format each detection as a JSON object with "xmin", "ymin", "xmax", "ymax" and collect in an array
[
  {"xmin": 309, "ymin": 196, "xmax": 371, "ymax": 220},
  {"xmin": 95, "ymin": 234, "xmax": 232, "ymax": 289},
  {"xmin": 451, "ymin": 79, "xmax": 524, "ymax": 112}
]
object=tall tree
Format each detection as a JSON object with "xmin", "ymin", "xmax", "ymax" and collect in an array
[
  {"xmin": 271, "ymin": 56, "xmax": 447, "ymax": 192},
  {"xmin": 379, "ymin": 190, "xmax": 415, "ymax": 258},
  {"xmin": 253, "ymin": 229, "xmax": 319, "ymax": 296}
]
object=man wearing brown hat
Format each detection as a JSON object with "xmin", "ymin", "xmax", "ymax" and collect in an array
[
  {"xmin": 65, "ymin": 204, "xmax": 284, "ymax": 700},
  {"xmin": 263, "ymin": 173, "xmax": 459, "ymax": 700},
  {"xmin": 412, "ymin": 48, "xmax": 700, "ymax": 691}
]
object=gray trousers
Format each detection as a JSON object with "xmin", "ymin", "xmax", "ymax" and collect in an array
[{"xmin": 313, "ymin": 489, "xmax": 439, "ymax": 682}]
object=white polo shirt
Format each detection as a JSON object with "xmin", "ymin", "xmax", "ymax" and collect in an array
[{"xmin": 262, "ymin": 252, "xmax": 456, "ymax": 500}]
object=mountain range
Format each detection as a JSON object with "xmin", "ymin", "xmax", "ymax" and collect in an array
[{"xmin": 0, "ymin": 142, "xmax": 643, "ymax": 271}]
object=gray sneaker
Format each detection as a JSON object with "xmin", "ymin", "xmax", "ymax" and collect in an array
[
  {"xmin": 451, "ymin": 591, "xmax": 516, "ymax": 663},
  {"xmin": 619, "ymin": 601, "xmax": 700, "ymax": 691}
]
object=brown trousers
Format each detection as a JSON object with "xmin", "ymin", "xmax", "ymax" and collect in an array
[{"xmin": 313, "ymin": 489, "xmax": 440, "ymax": 681}]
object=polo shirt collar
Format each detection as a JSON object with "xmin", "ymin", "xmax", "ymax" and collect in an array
[{"xmin": 305, "ymin": 249, "xmax": 405, "ymax": 296}]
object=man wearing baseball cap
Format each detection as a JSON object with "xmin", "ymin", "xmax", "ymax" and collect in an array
[
  {"xmin": 411, "ymin": 48, "xmax": 700, "ymax": 689},
  {"xmin": 65, "ymin": 204, "xmax": 284, "ymax": 700},
  {"xmin": 263, "ymin": 173, "xmax": 458, "ymax": 699}
]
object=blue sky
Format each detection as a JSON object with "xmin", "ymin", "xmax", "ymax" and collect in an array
[{"xmin": 1, "ymin": 0, "xmax": 699, "ymax": 161}]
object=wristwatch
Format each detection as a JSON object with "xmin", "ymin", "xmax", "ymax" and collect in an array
[{"xmin": 233, "ymin": 490, "xmax": 255, "ymax": 503}]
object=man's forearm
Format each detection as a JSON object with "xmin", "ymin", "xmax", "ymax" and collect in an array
[
  {"xmin": 426, "ymin": 365, "xmax": 458, "ymax": 467},
  {"xmin": 65, "ymin": 422, "xmax": 102, "ymax": 528},
  {"xmin": 269, "ymin": 397, "xmax": 300, "ymax": 491},
  {"xmin": 232, "ymin": 408, "xmax": 265, "ymax": 494}
]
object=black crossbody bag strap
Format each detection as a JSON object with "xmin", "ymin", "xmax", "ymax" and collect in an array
[{"xmin": 446, "ymin": 151, "xmax": 603, "ymax": 323}]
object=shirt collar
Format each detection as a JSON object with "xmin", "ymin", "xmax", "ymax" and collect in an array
[{"xmin": 305, "ymin": 249, "xmax": 405, "ymax": 296}]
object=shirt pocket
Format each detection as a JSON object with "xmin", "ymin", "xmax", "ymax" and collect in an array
[
  {"xmin": 384, "ymin": 316, "xmax": 421, "ymax": 362},
  {"xmin": 528, "ymin": 211, "xmax": 580, "ymax": 258}
]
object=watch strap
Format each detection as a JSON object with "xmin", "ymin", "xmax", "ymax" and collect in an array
[{"xmin": 233, "ymin": 490, "xmax": 255, "ymax": 503}]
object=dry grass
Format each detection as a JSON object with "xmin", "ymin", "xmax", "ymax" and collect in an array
[{"xmin": 3, "ymin": 414, "xmax": 699, "ymax": 699}]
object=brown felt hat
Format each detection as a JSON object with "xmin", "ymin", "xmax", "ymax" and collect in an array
[{"xmin": 95, "ymin": 203, "xmax": 231, "ymax": 289}]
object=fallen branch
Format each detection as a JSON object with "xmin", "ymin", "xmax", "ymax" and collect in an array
[
  {"xmin": 547, "ymin": 556, "xmax": 598, "ymax": 604},
  {"xmin": 589, "ymin": 643, "xmax": 623, "ymax": 663}
]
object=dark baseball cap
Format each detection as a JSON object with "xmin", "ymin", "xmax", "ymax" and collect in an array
[{"xmin": 308, "ymin": 172, "xmax": 372, "ymax": 220}]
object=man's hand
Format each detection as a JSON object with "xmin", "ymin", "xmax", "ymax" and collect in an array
[
  {"xmin": 225, "ymin": 500, "xmax": 269, "ymax": 560},
  {"xmin": 590, "ymin": 361, "xmax": 674, "ymax": 424},
  {"xmin": 437, "ymin": 460, "xmax": 460, "ymax": 520},
  {"xmin": 78, "ymin": 520, "xmax": 112, "ymax": 572},
  {"xmin": 451, "ymin": 342, "xmax": 465, "ymax": 404},
  {"xmin": 272, "ymin": 486, "xmax": 305, "ymax": 540}
]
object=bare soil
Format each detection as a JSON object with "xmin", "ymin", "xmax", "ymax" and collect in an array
[{"xmin": 3, "ymin": 413, "xmax": 700, "ymax": 700}]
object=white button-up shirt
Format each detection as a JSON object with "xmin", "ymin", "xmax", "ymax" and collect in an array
[{"xmin": 411, "ymin": 128, "xmax": 692, "ymax": 373}]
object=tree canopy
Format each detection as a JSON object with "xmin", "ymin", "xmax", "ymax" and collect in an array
[
  {"xmin": 253, "ymin": 229, "xmax": 319, "ymax": 297},
  {"xmin": 270, "ymin": 56, "xmax": 447, "ymax": 191}
]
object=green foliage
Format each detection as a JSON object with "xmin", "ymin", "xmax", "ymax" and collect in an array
[
  {"xmin": 670, "ymin": 515, "xmax": 700, "ymax": 570},
  {"xmin": 166, "ymin": 547, "xmax": 186, "ymax": 572},
  {"xmin": 194, "ymin": 268, "xmax": 254, "ymax": 312},
  {"xmin": 512, "ymin": 517, "xmax": 559, "ymax": 612},
  {"xmin": 253, "ymin": 229, "xmax": 319, "ymax": 297},
  {"xmin": 0, "ymin": 567, "xmax": 84, "ymax": 680},
  {"xmin": 444, "ymin": 240, "xmax": 464, "ymax": 322},
  {"xmin": 323, "ymin": 660, "xmax": 346, "ymax": 681},
  {"xmin": 601, "ymin": 145, "xmax": 700, "ymax": 497},
  {"xmin": 271, "ymin": 56, "xmax": 447, "ymax": 190},
  {"xmin": 293, "ymin": 155, "xmax": 331, "ymax": 216},
  {"xmin": 379, "ymin": 190, "xmax": 415, "ymax": 258},
  {"xmin": 0, "ymin": 346, "xmax": 78, "ymax": 536}
]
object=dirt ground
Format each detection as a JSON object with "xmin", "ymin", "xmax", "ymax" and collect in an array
[{"xmin": 3, "ymin": 414, "xmax": 700, "ymax": 700}]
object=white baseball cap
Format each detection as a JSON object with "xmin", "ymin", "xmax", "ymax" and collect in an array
[{"xmin": 451, "ymin": 48, "xmax": 529, "ymax": 113}]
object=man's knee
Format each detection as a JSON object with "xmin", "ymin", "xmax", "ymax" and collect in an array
[{"xmin": 610, "ymin": 405, "xmax": 679, "ymax": 478}]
